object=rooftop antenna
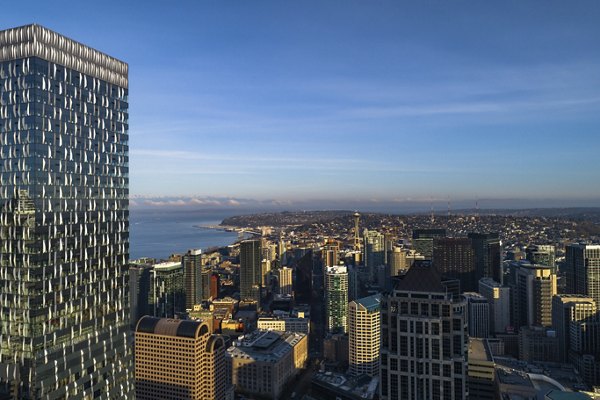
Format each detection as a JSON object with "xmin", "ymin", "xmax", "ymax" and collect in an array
[
  {"xmin": 447, "ymin": 195, "xmax": 451, "ymax": 218},
  {"xmin": 430, "ymin": 196, "xmax": 435, "ymax": 225}
]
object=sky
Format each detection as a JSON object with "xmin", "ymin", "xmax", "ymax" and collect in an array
[{"xmin": 3, "ymin": 1, "xmax": 600, "ymax": 211}]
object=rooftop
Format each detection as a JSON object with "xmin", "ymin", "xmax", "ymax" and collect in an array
[
  {"xmin": 0, "ymin": 24, "xmax": 128, "ymax": 87},
  {"xmin": 136, "ymin": 316, "xmax": 209, "ymax": 339},
  {"xmin": 227, "ymin": 330, "xmax": 306, "ymax": 363},
  {"xmin": 353, "ymin": 294, "xmax": 381, "ymax": 312},
  {"xmin": 394, "ymin": 263, "xmax": 447, "ymax": 293}
]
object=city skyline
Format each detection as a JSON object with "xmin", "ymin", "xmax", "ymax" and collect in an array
[{"xmin": 2, "ymin": 2, "xmax": 600, "ymax": 209}]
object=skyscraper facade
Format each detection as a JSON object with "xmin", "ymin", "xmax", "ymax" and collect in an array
[
  {"xmin": 411, "ymin": 228, "xmax": 446, "ymax": 260},
  {"xmin": 183, "ymin": 249, "xmax": 203, "ymax": 310},
  {"xmin": 348, "ymin": 294, "xmax": 381, "ymax": 377},
  {"xmin": 468, "ymin": 232, "xmax": 501, "ymax": 283},
  {"xmin": 0, "ymin": 25, "xmax": 132, "ymax": 398},
  {"xmin": 551, "ymin": 294, "xmax": 596, "ymax": 363},
  {"xmin": 364, "ymin": 229, "xmax": 385, "ymax": 282},
  {"xmin": 380, "ymin": 264, "xmax": 467, "ymax": 400},
  {"xmin": 513, "ymin": 263, "xmax": 557, "ymax": 328},
  {"xmin": 325, "ymin": 265, "xmax": 348, "ymax": 333},
  {"xmin": 135, "ymin": 317, "xmax": 228, "ymax": 400},
  {"xmin": 239, "ymin": 239, "xmax": 262, "ymax": 303},
  {"xmin": 566, "ymin": 244, "xmax": 600, "ymax": 305},
  {"xmin": 432, "ymin": 237, "xmax": 477, "ymax": 292}
]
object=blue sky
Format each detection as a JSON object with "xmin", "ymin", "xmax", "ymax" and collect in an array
[{"xmin": 3, "ymin": 1, "xmax": 600, "ymax": 209}]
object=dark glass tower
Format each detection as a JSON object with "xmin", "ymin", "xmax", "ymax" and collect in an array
[{"xmin": 0, "ymin": 25, "xmax": 132, "ymax": 398}]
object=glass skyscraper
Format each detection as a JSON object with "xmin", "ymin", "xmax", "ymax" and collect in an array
[{"xmin": 0, "ymin": 24, "xmax": 132, "ymax": 398}]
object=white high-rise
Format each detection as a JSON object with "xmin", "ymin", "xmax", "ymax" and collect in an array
[{"xmin": 325, "ymin": 266, "xmax": 348, "ymax": 333}]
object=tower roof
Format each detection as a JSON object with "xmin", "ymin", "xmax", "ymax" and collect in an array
[{"xmin": 395, "ymin": 263, "xmax": 447, "ymax": 293}]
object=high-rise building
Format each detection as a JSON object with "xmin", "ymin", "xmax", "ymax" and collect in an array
[
  {"xmin": 200, "ymin": 266, "xmax": 212, "ymax": 301},
  {"xmin": 566, "ymin": 244, "xmax": 600, "ymax": 305},
  {"xmin": 226, "ymin": 330, "xmax": 308, "ymax": 399},
  {"xmin": 135, "ymin": 317, "xmax": 229, "ymax": 400},
  {"xmin": 552, "ymin": 295, "xmax": 596, "ymax": 363},
  {"xmin": 526, "ymin": 244, "xmax": 556, "ymax": 272},
  {"xmin": 380, "ymin": 264, "xmax": 468, "ymax": 400},
  {"xmin": 209, "ymin": 272, "xmax": 220, "ymax": 300},
  {"xmin": 348, "ymin": 295, "xmax": 381, "ymax": 377},
  {"xmin": 364, "ymin": 229, "xmax": 385, "ymax": 282},
  {"xmin": 240, "ymin": 239, "xmax": 262, "ymax": 303},
  {"xmin": 276, "ymin": 266, "xmax": 293, "ymax": 296},
  {"xmin": 513, "ymin": 262, "xmax": 557, "ymax": 328},
  {"xmin": 432, "ymin": 237, "xmax": 477, "ymax": 292},
  {"xmin": 294, "ymin": 251, "xmax": 313, "ymax": 304},
  {"xmin": 0, "ymin": 24, "xmax": 132, "ymax": 398},
  {"xmin": 468, "ymin": 232, "xmax": 501, "ymax": 284},
  {"xmin": 151, "ymin": 261, "xmax": 185, "ymax": 318},
  {"xmin": 463, "ymin": 292, "xmax": 490, "ymax": 338},
  {"xmin": 411, "ymin": 228, "xmax": 446, "ymax": 260},
  {"xmin": 130, "ymin": 263, "xmax": 153, "ymax": 327},
  {"xmin": 478, "ymin": 277, "xmax": 511, "ymax": 334},
  {"xmin": 183, "ymin": 249, "xmax": 203, "ymax": 310},
  {"xmin": 325, "ymin": 265, "xmax": 349, "ymax": 333},
  {"xmin": 322, "ymin": 238, "xmax": 340, "ymax": 268}
]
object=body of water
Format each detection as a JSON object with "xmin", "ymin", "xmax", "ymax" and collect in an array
[{"xmin": 129, "ymin": 208, "xmax": 245, "ymax": 260}]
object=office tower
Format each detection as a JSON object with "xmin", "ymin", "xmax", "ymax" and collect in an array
[
  {"xmin": 479, "ymin": 278, "xmax": 511, "ymax": 334},
  {"xmin": 239, "ymin": 239, "xmax": 262, "ymax": 303},
  {"xmin": 261, "ymin": 259, "xmax": 270, "ymax": 287},
  {"xmin": 227, "ymin": 330, "xmax": 308, "ymax": 399},
  {"xmin": 151, "ymin": 261, "xmax": 185, "ymax": 318},
  {"xmin": 468, "ymin": 232, "xmax": 501, "ymax": 283},
  {"xmin": 348, "ymin": 295, "xmax": 381, "ymax": 377},
  {"xmin": 467, "ymin": 338, "xmax": 496, "ymax": 400},
  {"xmin": 432, "ymin": 237, "xmax": 477, "ymax": 292},
  {"xmin": 569, "ymin": 316, "xmax": 600, "ymax": 386},
  {"xmin": 325, "ymin": 266, "xmax": 349, "ymax": 333},
  {"xmin": 514, "ymin": 263, "xmax": 557, "ymax": 328},
  {"xmin": 380, "ymin": 264, "xmax": 467, "ymax": 400},
  {"xmin": 130, "ymin": 263, "xmax": 153, "ymax": 327},
  {"xmin": 518, "ymin": 326, "xmax": 559, "ymax": 362},
  {"xmin": 389, "ymin": 247, "xmax": 405, "ymax": 276},
  {"xmin": 565, "ymin": 244, "xmax": 600, "ymax": 304},
  {"xmin": 257, "ymin": 315, "xmax": 310, "ymax": 334},
  {"xmin": 526, "ymin": 244, "xmax": 556, "ymax": 272},
  {"xmin": 353, "ymin": 212, "xmax": 361, "ymax": 251},
  {"xmin": 276, "ymin": 266, "xmax": 293, "ymax": 296},
  {"xmin": 209, "ymin": 273, "xmax": 220, "ymax": 299},
  {"xmin": 463, "ymin": 292, "xmax": 490, "ymax": 338},
  {"xmin": 135, "ymin": 317, "xmax": 228, "ymax": 400},
  {"xmin": 322, "ymin": 237, "xmax": 340, "ymax": 268},
  {"xmin": 364, "ymin": 229, "xmax": 385, "ymax": 282},
  {"xmin": 200, "ymin": 266, "xmax": 211, "ymax": 301},
  {"xmin": 294, "ymin": 251, "xmax": 313, "ymax": 304},
  {"xmin": 552, "ymin": 295, "xmax": 596, "ymax": 362},
  {"xmin": 411, "ymin": 228, "xmax": 446, "ymax": 260},
  {"xmin": 347, "ymin": 264, "xmax": 359, "ymax": 301},
  {"xmin": 183, "ymin": 249, "xmax": 203, "ymax": 309},
  {"xmin": 0, "ymin": 24, "xmax": 132, "ymax": 398},
  {"xmin": 384, "ymin": 233, "xmax": 396, "ymax": 265}
]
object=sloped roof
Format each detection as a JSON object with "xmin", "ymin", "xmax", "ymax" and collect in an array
[{"xmin": 395, "ymin": 263, "xmax": 446, "ymax": 293}]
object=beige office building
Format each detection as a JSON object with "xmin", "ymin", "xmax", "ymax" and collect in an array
[
  {"xmin": 349, "ymin": 294, "xmax": 381, "ymax": 377},
  {"xmin": 135, "ymin": 317, "xmax": 229, "ymax": 400},
  {"xmin": 227, "ymin": 330, "xmax": 308, "ymax": 399}
]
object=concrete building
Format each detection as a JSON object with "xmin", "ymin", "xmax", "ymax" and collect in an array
[
  {"xmin": 479, "ymin": 277, "xmax": 511, "ymax": 334},
  {"xmin": 518, "ymin": 326, "xmax": 559, "ymax": 362},
  {"xmin": 527, "ymin": 244, "xmax": 556, "ymax": 272},
  {"xmin": 276, "ymin": 266, "xmax": 293, "ymax": 296},
  {"xmin": 566, "ymin": 244, "xmax": 600, "ymax": 306},
  {"xmin": 257, "ymin": 316, "xmax": 310, "ymax": 334},
  {"xmin": 513, "ymin": 262, "xmax": 557, "ymax": 328},
  {"xmin": 322, "ymin": 238, "xmax": 341, "ymax": 268},
  {"xmin": 552, "ymin": 295, "xmax": 596, "ymax": 362},
  {"xmin": 135, "ymin": 317, "xmax": 229, "ymax": 400},
  {"xmin": 432, "ymin": 237, "xmax": 477, "ymax": 292},
  {"xmin": 226, "ymin": 330, "xmax": 308, "ymax": 399},
  {"xmin": 348, "ymin": 295, "xmax": 381, "ymax": 377},
  {"xmin": 380, "ymin": 264, "xmax": 467, "ymax": 400},
  {"xmin": 364, "ymin": 229, "xmax": 385, "ymax": 282},
  {"xmin": 326, "ymin": 265, "xmax": 349, "ymax": 333},
  {"xmin": 463, "ymin": 292, "xmax": 490, "ymax": 338},
  {"xmin": 467, "ymin": 338, "xmax": 496, "ymax": 400},
  {"xmin": 0, "ymin": 24, "xmax": 132, "ymax": 398}
]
